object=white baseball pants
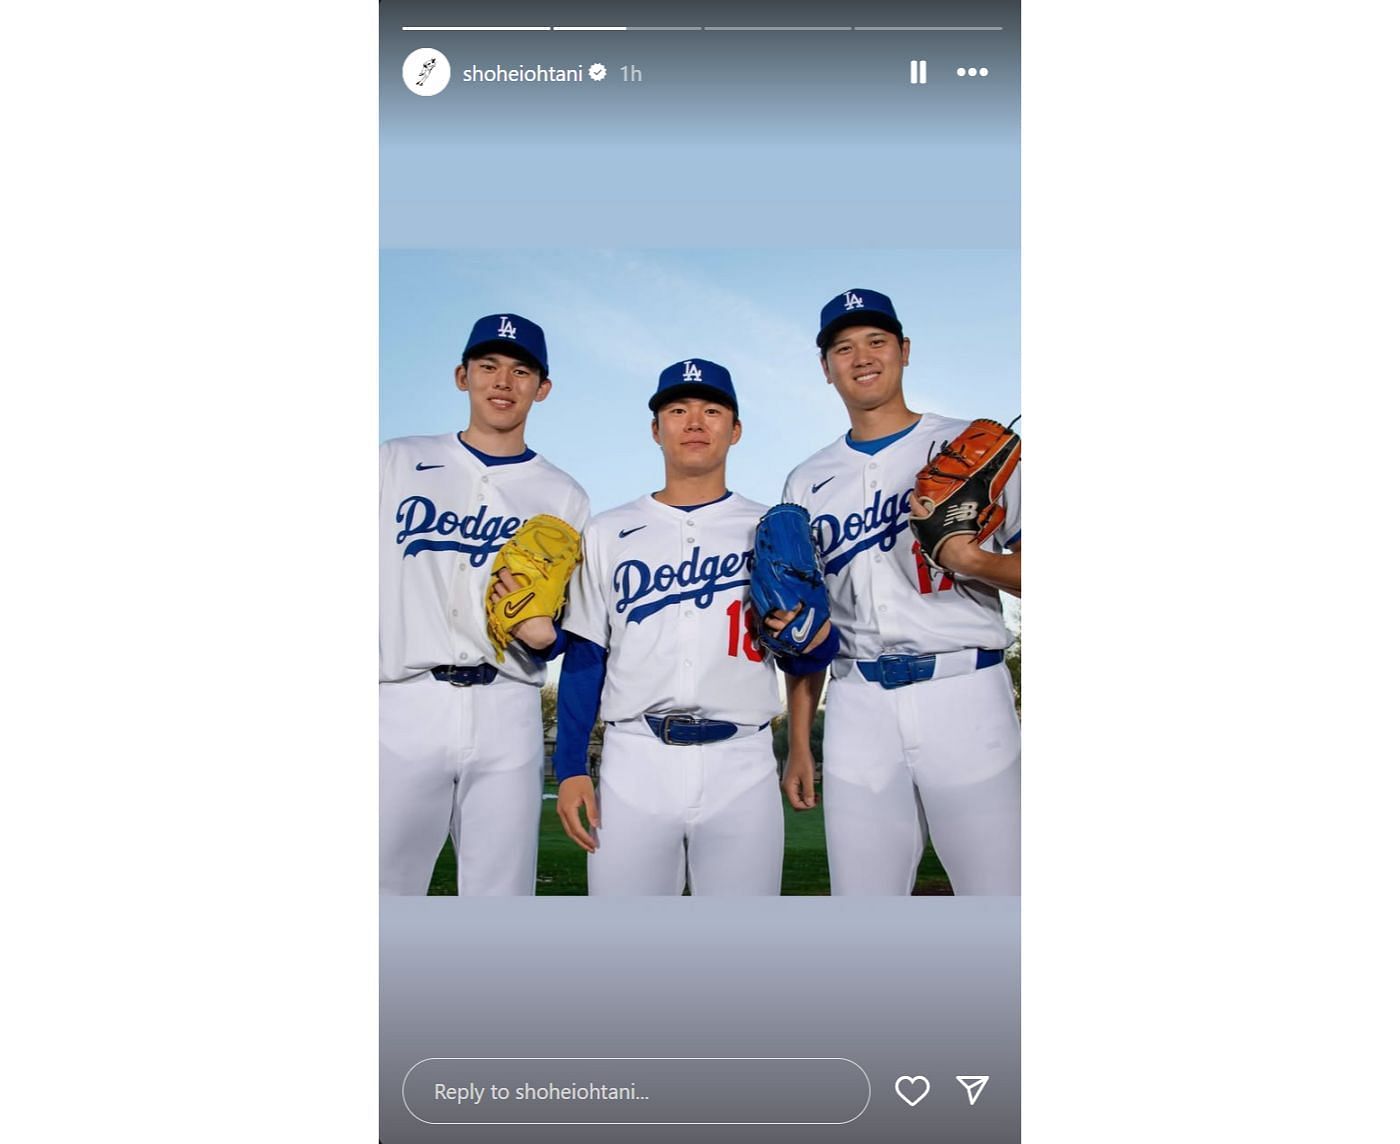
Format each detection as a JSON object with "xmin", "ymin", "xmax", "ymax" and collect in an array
[
  {"xmin": 379, "ymin": 672, "xmax": 543, "ymax": 895},
  {"xmin": 587, "ymin": 723, "xmax": 783, "ymax": 896},
  {"xmin": 822, "ymin": 663, "xmax": 1020, "ymax": 895}
]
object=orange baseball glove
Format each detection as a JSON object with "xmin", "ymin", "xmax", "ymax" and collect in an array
[{"xmin": 910, "ymin": 418, "xmax": 1021, "ymax": 570}]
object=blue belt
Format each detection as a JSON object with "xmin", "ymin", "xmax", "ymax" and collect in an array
[
  {"xmin": 856, "ymin": 649, "xmax": 1004, "ymax": 689},
  {"xmin": 644, "ymin": 713, "xmax": 739, "ymax": 746},
  {"xmin": 431, "ymin": 664, "xmax": 499, "ymax": 687}
]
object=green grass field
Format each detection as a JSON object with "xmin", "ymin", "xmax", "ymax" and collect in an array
[{"xmin": 428, "ymin": 782, "xmax": 952, "ymax": 895}]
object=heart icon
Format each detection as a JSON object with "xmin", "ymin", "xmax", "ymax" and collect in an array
[{"xmin": 895, "ymin": 1074, "xmax": 930, "ymax": 1107}]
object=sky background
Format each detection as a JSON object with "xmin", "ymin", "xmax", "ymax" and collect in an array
[{"xmin": 380, "ymin": 247, "xmax": 1020, "ymax": 512}]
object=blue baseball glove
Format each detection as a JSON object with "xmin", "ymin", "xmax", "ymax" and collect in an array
[{"xmin": 749, "ymin": 502, "xmax": 830, "ymax": 658}]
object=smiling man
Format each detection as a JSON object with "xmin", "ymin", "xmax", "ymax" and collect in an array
[
  {"xmin": 552, "ymin": 359, "xmax": 837, "ymax": 895},
  {"xmin": 780, "ymin": 289, "xmax": 1022, "ymax": 896},
  {"xmin": 379, "ymin": 312, "xmax": 589, "ymax": 895}
]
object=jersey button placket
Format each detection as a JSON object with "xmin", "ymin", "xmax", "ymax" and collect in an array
[
  {"xmin": 451, "ymin": 561, "xmax": 470, "ymax": 654},
  {"xmin": 681, "ymin": 659, "xmax": 695, "ymax": 709},
  {"xmin": 451, "ymin": 487, "xmax": 478, "ymax": 663},
  {"xmin": 856, "ymin": 459, "xmax": 879, "ymax": 638},
  {"xmin": 680, "ymin": 524, "xmax": 703, "ymax": 815},
  {"xmin": 679, "ymin": 527, "xmax": 698, "ymax": 705},
  {"xmin": 868, "ymin": 463, "xmax": 883, "ymax": 611},
  {"xmin": 875, "ymin": 460, "xmax": 901, "ymax": 637},
  {"xmin": 680, "ymin": 599, "xmax": 695, "ymax": 709}
]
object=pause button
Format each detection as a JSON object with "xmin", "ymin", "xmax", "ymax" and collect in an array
[{"xmin": 909, "ymin": 60, "xmax": 927, "ymax": 85}]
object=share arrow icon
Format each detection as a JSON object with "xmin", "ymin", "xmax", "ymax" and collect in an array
[{"xmin": 956, "ymin": 1076, "xmax": 989, "ymax": 1106}]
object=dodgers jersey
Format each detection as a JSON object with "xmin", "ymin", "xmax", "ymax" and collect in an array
[
  {"xmin": 782, "ymin": 413, "xmax": 1020, "ymax": 675},
  {"xmin": 380, "ymin": 432, "xmax": 590, "ymax": 685},
  {"xmin": 563, "ymin": 493, "xmax": 782, "ymax": 726}
]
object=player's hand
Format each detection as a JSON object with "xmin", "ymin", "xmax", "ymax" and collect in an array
[
  {"xmin": 909, "ymin": 497, "xmax": 1008, "ymax": 583},
  {"xmin": 556, "ymin": 775, "xmax": 600, "ymax": 852},
  {"xmin": 907, "ymin": 497, "xmax": 977, "ymax": 575},
  {"xmin": 764, "ymin": 606, "xmax": 831, "ymax": 651},
  {"xmin": 490, "ymin": 569, "xmax": 558, "ymax": 649},
  {"xmin": 765, "ymin": 607, "xmax": 797, "ymax": 632},
  {"xmin": 781, "ymin": 749, "xmax": 819, "ymax": 811}
]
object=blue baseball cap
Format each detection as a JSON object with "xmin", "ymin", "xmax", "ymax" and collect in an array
[
  {"xmin": 463, "ymin": 313, "xmax": 549, "ymax": 377},
  {"xmin": 648, "ymin": 359, "xmax": 739, "ymax": 415},
  {"xmin": 816, "ymin": 288, "xmax": 904, "ymax": 351}
]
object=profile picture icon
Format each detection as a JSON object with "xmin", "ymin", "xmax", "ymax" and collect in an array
[{"xmin": 403, "ymin": 48, "xmax": 451, "ymax": 96}]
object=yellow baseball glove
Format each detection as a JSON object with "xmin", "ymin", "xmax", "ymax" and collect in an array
[{"xmin": 485, "ymin": 514, "xmax": 583, "ymax": 662}]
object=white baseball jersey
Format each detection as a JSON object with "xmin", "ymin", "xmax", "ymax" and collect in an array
[
  {"xmin": 782, "ymin": 413, "xmax": 1020, "ymax": 675},
  {"xmin": 563, "ymin": 493, "xmax": 782, "ymax": 726},
  {"xmin": 380, "ymin": 432, "xmax": 590, "ymax": 684}
]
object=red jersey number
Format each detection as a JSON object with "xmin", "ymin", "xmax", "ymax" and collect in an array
[
  {"xmin": 911, "ymin": 539, "xmax": 955, "ymax": 594},
  {"xmin": 725, "ymin": 599, "xmax": 764, "ymax": 661}
]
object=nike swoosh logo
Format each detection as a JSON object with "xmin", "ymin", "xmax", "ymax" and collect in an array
[
  {"xmin": 502, "ymin": 592, "xmax": 536, "ymax": 620},
  {"xmin": 618, "ymin": 525, "xmax": 647, "ymax": 538},
  {"xmin": 790, "ymin": 608, "xmax": 816, "ymax": 646},
  {"xmin": 811, "ymin": 476, "xmax": 836, "ymax": 494},
  {"xmin": 415, "ymin": 462, "xmax": 444, "ymax": 471}
]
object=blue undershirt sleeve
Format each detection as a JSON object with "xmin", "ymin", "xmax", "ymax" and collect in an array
[
  {"xmin": 774, "ymin": 622, "xmax": 841, "ymax": 677},
  {"xmin": 553, "ymin": 636, "xmax": 607, "ymax": 782}
]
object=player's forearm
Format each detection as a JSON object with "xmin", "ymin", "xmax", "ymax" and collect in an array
[
  {"xmin": 554, "ymin": 636, "xmax": 606, "ymax": 781},
  {"xmin": 784, "ymin": 668, "xmax": 824, "ymax": 757},
  {"xmin": 938, "ymin": 542, "xmax": 1021, "ymax": 596},
  {"xmin": 960, "ymin": 548, "xmax": 1020, "ymax": 595}
]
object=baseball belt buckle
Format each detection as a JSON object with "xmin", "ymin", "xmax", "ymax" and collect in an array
[
  {"xmin": 433, "ymin": 664, "xmax": 497, "ymax": 687},
  {"xmin": 875, "ymin": 655, "xmax": 917, "ymax": 688},
  {"xmin": 659, "ymin": 713, "xmax": 700, "ymax": 745}
]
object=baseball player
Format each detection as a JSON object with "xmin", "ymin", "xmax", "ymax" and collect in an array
[
  {"xmin": 553, "ymin": 360, "xmax": 838, "ymax": 895},
  {"xmin": 781, "ymin": 289, "xmax": 1021, "ymax": 895},
  {"xmin": 380, "ymin": 312, "xmax": 589, "ymax": 895}
]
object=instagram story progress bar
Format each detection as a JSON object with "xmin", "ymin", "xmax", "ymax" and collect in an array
[{"xmin": 400, "ymin": 25, "xmax": 1004, "ymax": 32}]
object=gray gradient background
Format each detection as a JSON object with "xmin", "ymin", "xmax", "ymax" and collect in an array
[
  {"xmin": 381, "ymin": 5, "xmax": 1020, "ymax": 1140},
  {"xmin": 382, "ymin": 899, "xmax": 1019, "ymax": 1142}
]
